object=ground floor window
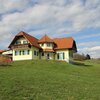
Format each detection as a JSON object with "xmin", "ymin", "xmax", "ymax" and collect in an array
[
  {"xmin": 27, "ymin": 50, "xmax": 30, "ymax": 55},
  {"xmin": 24, "ymin": 50, "xmax": 28, "ymax": 55},
  {"xmin": 15, "ymin": 51, "xmax": 19, "ymax": 56},
  {"xmin": 34, "ymin": 50, "xmax": 39, "ymax": 56},
  {"xmin": 22, "ymin": 50, "xmax": 25, "ymax": 55},
  {"xmin": 34, "ymin": 50, "xmax": 37, "ymax": 56},
  {"xmin": 19, "ymin": 51, "xmax": 21, "ymax": 55},
  {"xmin": 37, "ymin": 51, "xmax": 38, "ymax": 56},
  {"xmin": 57, "ymin": 52, "xmax": 65, "ymax": 60},
  {"xmin": 14, "ymin": 50, "xmax": 30, "ymax": 56}
]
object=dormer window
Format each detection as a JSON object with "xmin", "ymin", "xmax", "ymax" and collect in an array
[
  {"xmin": 23, "ymin": 40, "xmax": 28, "ymax": 44},
  {"xmin": 47, "ymin": 43, "xmax": 51, "ymax": 47},
  {"xmin": 16, "ymin": 40, "xmax": 21, "ymax": 44}
]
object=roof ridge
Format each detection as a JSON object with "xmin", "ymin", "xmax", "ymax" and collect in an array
[
  {"xmin": 38, "ymin": 34, "xmax": 53, "ymax": 43},
  {"xmin": 53, "ymin": 37, "xmax": 73, "ymax": 39},
  {"xmin": 19, "ymin": 31, "xmax": 39, "ymax": 40}
]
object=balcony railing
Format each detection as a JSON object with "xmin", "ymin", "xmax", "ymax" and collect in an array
[{"xmin": 11, "ymin": 44, "xmax": 31, "ymax": 49}]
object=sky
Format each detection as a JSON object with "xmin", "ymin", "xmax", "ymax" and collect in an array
[{"xmin": 0, "ymin": 0, "xmax": 100, "ymax": 58}]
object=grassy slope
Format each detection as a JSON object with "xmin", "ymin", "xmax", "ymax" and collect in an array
[{"xmin": 0, "ymin": 60, "xmax": 100, "ymax": 100}]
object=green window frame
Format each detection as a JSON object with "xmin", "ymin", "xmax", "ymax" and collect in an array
[
  {"xmin": 47, "ymin": 43, "xmax": 51, "ymax": 47},
  {"xmin": 37, "ymin": 51, "xmax": 38, "ymax": 56},
  {"xmin": 23, "ymin": 40, "xmax": 28, "ymax": 44},
  {"xmin": 34, "ymin": 50, "xmax": 37, "ymax": 56},
  {"xmin": 16, "ymin": 40, "xmax": 21, "ymax": 44},
  {"xmin": 27, "ymin": 50, "xmax": 30, "ymax": 55}
]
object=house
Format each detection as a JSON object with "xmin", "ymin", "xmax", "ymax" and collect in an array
[{"xmin": 8, "ymin": 31, "xmax": 77, "ymax": 62}]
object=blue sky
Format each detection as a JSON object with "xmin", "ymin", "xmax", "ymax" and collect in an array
[{"xmin": 0, "ymin": 0, "xmax": 100, "ymax": 58}]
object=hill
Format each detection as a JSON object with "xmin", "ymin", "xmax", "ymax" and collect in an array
[{"xmin": 0, "ymin": 60, "xmax": 100, "ymax": 100}]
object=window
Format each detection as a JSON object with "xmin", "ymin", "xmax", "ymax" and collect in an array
[
  {"xmin": 15, "ymin": 51, "xmax": 17, "ymax": 56},
  {"xmin": 23, "ymin": 40, "xmax": 28, "ymax": 44},
  {"xmin": 27, "ymin": 50, "xmax": 30, "ymax": 55},
  {"xmin": 22, "ymin": 50, "xmax": 25, "ymax": 55},
  {"xmin": 16, "ymin": 40, "xmax": 21, "ymax": 44},
  {"xmin": 42, "ymin": 52, "xmax": 44, "ymax": 56},
  {"xmin": 34, "ymin": 50, "xmax": 37, "ymax": 56},
  {"xmin": 19, "ymin": 51, "xmax": 21, "ymax": 55},
  {"xmin": 24, "ymin": 50, "xmax": 27, "ymax": 55},
  {"xmin": 47, "ymin": 43, "xmax": 51, "ymax": 47},
  {"xmin": 37, "ymin": 51, "xmax": 38, "ymax": 56},
  {"xmin": 57, "ymin": 53, "xmax": 59, "ymax": 59},
  {"xmin": 15, "ymin": 50, "xmax": 30, "ymax": 56},
  {"xmin": 15, "ymin": 51, "xmax": 19, "ymax": 56},
  {"xmin": 57, "ymin": 52, "xmax": 64, "ymax": 60}
]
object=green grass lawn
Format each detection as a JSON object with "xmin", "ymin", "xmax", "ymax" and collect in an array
[{"xmin": 0, "ymin": 60, "xmax": 100, "ymax": 100}]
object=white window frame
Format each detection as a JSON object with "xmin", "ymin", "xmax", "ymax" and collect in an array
[
  {"xmin": 47, "ymin": 43, "xmax": 51, "ymax": 47},
  {"xmin": 23, "ymin": 40, "xmax": 28, "ymax": 44}
]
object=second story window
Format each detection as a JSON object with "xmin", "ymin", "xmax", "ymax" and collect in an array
[
  {"xmin": 23, "ymin": 40, "xmax": 28, "ymax": 44},
  {"xmin": 16, "ymin": 40, "xmax": 21, "ymax": 45},
  {"xmin": 47, "ymin": 43, "xmax": 51, "ymax": 47}
]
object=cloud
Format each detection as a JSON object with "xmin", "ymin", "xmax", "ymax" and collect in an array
[
  {"xmin": 78, "ymin": 42, "xmax": 100, "ymax": 58},
  {"xmin": 76, "ymin": 33, "xmax": 100, "ymax": 40},
  {"xmin": 0, "ymin": 0, "xmax": 100, "ymax": 33},
  {"xmin": 0, "ymin": 0, "xmax": 100, "ymax": 58},
  {"xmin": 0, "ymin": 0, "xmax": 32, "ymax": 14},
  {"xmin": 90, "ymin": 46, "xmax": 100, "ymax": 51}
]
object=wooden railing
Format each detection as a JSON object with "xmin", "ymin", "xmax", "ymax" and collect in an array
[{"xmin": 11, "ymin": 44, "xmax": 31, "ymax": 49}]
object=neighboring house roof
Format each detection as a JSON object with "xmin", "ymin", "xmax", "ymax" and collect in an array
[
  {"xmin": 38, "ymin": 35, "xmax": 54, "ymax": 43},
  {"xmin": 0, "ymin": 50, "xmax": 6, "ymax": 54},
  {"xmin": 2, "ymin": 50, "xmax": 12, "ymax": 55},
  {"xmin": 8, "ymin": 31, "xmax": 41, "ymax": 49},
  {"xmin": 53, "ymin": 37, "xmax": 75, "ymax": 50}
]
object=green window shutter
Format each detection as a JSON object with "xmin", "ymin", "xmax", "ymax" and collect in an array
[
  {"xmin": 57, "ymin": 53, "xmax": 59, "ymax": 59},
  {"xmin": 34, "ymin": 51, "xmax": 36, "ymax": 56},
  {"xmin": 63, "ymin": 52, "xmax": 65, "ymax": 59},
  {"xmin": 19, "ymin": 51, "xmax": 21, "ymax": 55}
]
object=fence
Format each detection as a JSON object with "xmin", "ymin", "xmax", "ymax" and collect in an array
[{"xmin": 0, "ymin": 55, "xmax": 12, "ymax": 66}]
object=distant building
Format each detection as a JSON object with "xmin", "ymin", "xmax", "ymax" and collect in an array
[
  {"xmin": 8, "ymin": 31, "xmax": 77, "ymax": 63},
  {"xmin": 0, "ymin": 50, "xmax": 5, "ymax": 55},
  {"xmin": 2, "ymin": 50, "xmax": 12, "ymax": 57}
]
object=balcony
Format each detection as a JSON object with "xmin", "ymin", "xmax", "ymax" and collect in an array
[{"xmin": 11, "ymin": 44, "xmax": 31, "ymax": 49}]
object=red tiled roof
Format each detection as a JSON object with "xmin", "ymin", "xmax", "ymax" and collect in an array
[
  {"xmin": 0, "ymin": 50, "xmax": 6, "ymax": 53},
  {"xmin": 43, "ymin": 49, "xmax": 55, "ymax": 52},
  {"xmin": 38, "ymin": 35, "xmax": 54, "ymax": 43},
  {"xmin": 9, "ymin": 31, "xmax": 41, "ymax": 49},
  {"xmin": 8, "ymin": 32, "xmax": 77, "ymax": 51},
  {"xmin": 53, "ymin": 37, "xmax": 74, "ymax": 50}
]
